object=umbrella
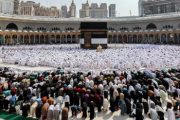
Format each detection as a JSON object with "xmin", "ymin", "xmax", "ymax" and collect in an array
[{"xmin": 144, "ymin": 70, "xmax": 156, "ymax": 79}]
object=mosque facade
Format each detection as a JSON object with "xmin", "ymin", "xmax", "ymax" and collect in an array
[
  {"xmin": 139, "ymin": 0, "xmax": 180, "ymax": 16},
  {"xmin": 0, "ymin": 14, "xmax": 180, "ymax": 45}
]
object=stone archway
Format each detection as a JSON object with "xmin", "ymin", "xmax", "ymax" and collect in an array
[
  {"xmin": 67, "ymin": 35, "xmax": 71, "ymax": 43},
  {"xmin": 138, "ymin": 35, "xmax": 143, "ymax": 43},
  {"xmin": 56, "ymin": 35, "xmax": 61, "ymax": 44},
  {"xmin": 40, "ymin": 35, "xmax": 44, "ymax": 44},
  {"xmin": 118, "ymin": 35, "xmax": 122, "ymax": 43},
  {"xmin": 6, "ymin": 23, "xmax": 18, "ymax": 30},
  {"xmin": 35, "ymin": 35, "xmax": 39, "ymax": 44},
  {"xmin": 30, "ymin": 35, "xmax": 34, "ymax": 44},
  {"xmin": 61, "ymin": 35, "xmax": 66, "ymax": 44},
  {"xmin": 167, "ymin": 33, "xmax": 174, "ymax": 44},
  {"xmin": 128, "ymin": 35, "xmax": 132, "ymax": 43},
  {"xmin": 133, "ymin": 35, "xmax": 137, "ymax": 43},
  {"xmin": 112, "ymin": 35, "xmax": 117, "ymax": 43},
  {"xmin": 50, "ymin": 35, "xmax": 55, "ymax": 44},
  {"xmin": 24, "ymin": 35, "xmax": 29, "ymax": 44},
  {"xmin": 12, "ymin": 35, "xmax": 17, "ymax": 45},
  {"xmin": 161, "ymin": 34, "xmax": 167, "ymax": 44},
  {"xmin": 45, "ymin": 35, "xmax": 49, "ymax": 44},
  {"xmin": 174, "ymin": 33, "xmax": 178, "ymax": 44},
  {"xmin": 72, "ymin": 35, "xmax": 76, "ymax": 43},
  {"xmin": 19, "ymin": 35, "xmax": 23, "ymax": 44},
  {"xmin": 178, "ymin": 34, "xmax": 180, "ymax": 44},
  {"xmin": 149, "ymin": 34, "xmax": 154, "ymax": 43},
  {"xmin": 0, "ymin": 35, "xmax": 3, "ymax": 45},
  {"xmin": 77, "ymin": 35, "xmax": 81, "ymax": 43},
  {"xmin": 108, "ymin": 35, "xmax": 112, "ymax": 43},
  {"xmin": 154, "ymin": 34, "xmax": 160, "ymax": 44},
  {"xmin": 143, "ymin": 34, "xmax": 148, "ymax": 43},
  {"xmin": 5, "ymin": 35, "xmax": 11, "ymax": 45},
  {"xmin": 146, "ymin": 23, "xmax": 157, "ymax": 30},
  {"xmin": 123, "ymin": 35, "xmax": 128, "ymax": 43}
]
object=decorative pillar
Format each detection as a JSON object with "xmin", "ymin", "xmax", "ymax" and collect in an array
[
  {"xmin": 127, "ymin": 35, "xmax": 129, "ymax": 43},
  {"xmin": 71, "ymin": 35, "xmax": 72, "ymax": 44},
  {"xmin": 17, "ymin": 35, "xmax": 19, "ymax": 44},
  {"xmin": 23, "ymin": 35, "xmax": 25, "ymax": 44},
  {"xmin": 10, "ymin": 35, "xmax": 13, "ymax": 45},
  {"xmin": 156, "ymin": 33, "xmax": 158, "ymax": 44},
  {"xmin": 146, "ymin": 35, "xmax": 149, "ymax": 44},
  {"xmin": 3, "ymin": 35, "xmax": 5, "ymax": 45},
  {"xmin": 121, "ymin": 34, "xmax": 124, "ymax": 43},
  {"xmin": 143, "ymin": 34, "xmax": 145, "ymax": 44},
  {"xmin": 76, "ymin": 35, "xmax": 78, "ymax": 44},
  {"xmin": 160, "ymin": 34, "xmax": 162, "ymax": 44},
  {"xmin": 66, "ymin": 35, "xmax": 67, "ymax": 43},
  {"xmin": 39, "ymin": 35, "xmax": 40, "ymax": 44},
  {"xmin": 55, "ymin": 35, "xmax": 57, "ymax": 44},
  {"xmin": 34, "ymin": 35, "xmax": 36, "ymax": 44},
  {"xmin": 153, "ymin": 35, "xmax": 155, "ymax": 44},
  {"xmin": 131, "ymin": 35, "xmax": 134, "ymax": 43},
  {"xmin": 60, "ymin": 35, "xmax": 62, "ymax": 44},
  {"xmin": 44, "ymin": 35, "xmax": 46, "ymax": 44},
  {"xmin": 116, "ymin": 34, "xmax": 118, "ymax": 43},
  {"xmin": 48, "ymin": 35, "xmax": 50, "ymax": 44},
  {"xmin": 28, "ymin": 35, "xmax": 30, "ymax": 44},
  {"xmin": 159, "ymin": 34, "xmax": 161, "ymax": 44}
]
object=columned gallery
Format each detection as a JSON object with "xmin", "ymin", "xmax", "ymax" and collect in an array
[
  {"xmin": 0, "ymin": 15, "xmax": 180, "ymax": 45},
  {"xmin": 0, "ymin": 30, "xmax": 81, "ymax": 45}
]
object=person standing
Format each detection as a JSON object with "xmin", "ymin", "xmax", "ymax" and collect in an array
[
  {"xmin": 135, "ymin": 103, "xmax": 144, "ymax": 120},
  {"xmin": 167, "ymin": 102, "xmax": 175, "ymax": 120},
  {"xmin": 89, "ymin": 101, "xmax": 95, "ymax": 120},
  {"xmin": 149, "ymin": 103, "xmax": 158, "ymax": 120},
  {"xmin": 61, "ymin": 107, "xmax": 69, "ymax": 120},
  {"xmin": 156, "ymin": 101, "xmax": 165, "ymax": 120},
  {"xmin": 119, "ymin": 93, "xmax": 126, "ymax": 115},
  {"xmin": 82, "ymin": 102, "xmax": 87, "ymax": 118}
]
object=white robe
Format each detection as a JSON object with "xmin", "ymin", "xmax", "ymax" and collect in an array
[
  {"xmin": 167, "ymin": 108, "xmax": 175, "ymax": 120},
  {"xmin": 103, "ymin": 98, "xmax": 109, "ymax": 111},
  {"xmin": 47, "ymin": 105, "xmax": 54, "ymax": 120}
]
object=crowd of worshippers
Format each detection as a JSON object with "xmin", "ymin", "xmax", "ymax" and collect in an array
[
  {"xmin": 0, "ymin": 67, "xmax": 180, "ymax": 120},
  {"xmin": 1, "ymin": 44, "xmax": 180, "ymax": 71}
]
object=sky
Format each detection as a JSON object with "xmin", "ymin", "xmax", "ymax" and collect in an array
[{"xmin": 22, "ymin": 0, "xmax": 139, "ymax": 17}]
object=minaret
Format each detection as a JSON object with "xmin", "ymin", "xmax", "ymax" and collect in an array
[
  {"xmin": 138, "ymin": 0, "xmax": 143, "ymax": 16},
  {"xmin": 72, "ymin": 0, "xmax": 75, "ymax": 5},
  {"xmin": 14, "ymin": 0, "xmax": 20, "ymax": 15},
  {"xmin": 70, "ymin": 0, "xmax": 76, "ymax": 17},
  {"xmin": 85, "ymin": 0, "xmax": 90, "ymax": 17}
]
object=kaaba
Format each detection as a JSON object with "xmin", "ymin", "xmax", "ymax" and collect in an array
[{"xmin": 80, "ymin": 22, "xmax": 108, "ymax": 49}]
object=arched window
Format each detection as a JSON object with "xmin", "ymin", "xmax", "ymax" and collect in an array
[
  {"xmin": 162, "ymin": 25, "xmax": 173, "ymax": 29},
  {"xmin": 52, "ymin": 27, "xmax": 61, "ymax": 31},
  {"xmin": 133, "ymin": 26, "xmax": 142, "ymax": 30},
  {"xmin": 146, "ymin": 23, "xmax": 157, "ymax": 30},
  {"xmin": 6, "ymin": 23, "xmax": 18, "ymax": 30},
  {"xmin": 65, "ymin": 27, "xmax": 74, "ymax": 31},
  {"xmin": 120, "ymin": 27, "xmax": 128, "ymax": 31},
  {"xmin": 23, "ymin": 26, "xmax": 32, "ymax": 31},
  {"xmin": 37, "ymin": 27, "xmax": 46, "ymax": 32},
  {"xmin": 108, "ymin": 27, "xmax": 116, "ymax": 31}
]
